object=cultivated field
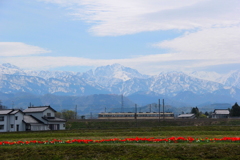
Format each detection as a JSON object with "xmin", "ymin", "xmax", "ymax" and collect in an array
[{"xmin": 1, "ymin": 119, "xmax": 240, "ymax": 159}]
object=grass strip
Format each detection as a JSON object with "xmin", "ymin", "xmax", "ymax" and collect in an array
[{"xmin": 0, "ymin": 143, "xmax": 240, "ymax": 160}]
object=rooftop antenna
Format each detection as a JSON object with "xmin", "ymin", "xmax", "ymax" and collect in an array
[{"xmin": 12, "ymin": 101, "xmax": 14, "ymax": 109}]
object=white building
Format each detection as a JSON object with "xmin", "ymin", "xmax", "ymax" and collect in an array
[
  {"xmin": 0, "ymin": 106, "xmax": 66, "ymax": 132},
  {"xmin": 0, "ymin": 109, "xmax": 25, "ymax": 132},
  {"xmin": 212, "ymin": 109, "xmax": 229, "ymax": 119}
]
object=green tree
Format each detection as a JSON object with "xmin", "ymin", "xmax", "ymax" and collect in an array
[
  {"xmin": 63, "ymin": 110, "xmax": 76, "ymax": 120},
  {"xmin": 191, "ymin": 107, "xmax": 200, "ymax": 118},
  {"xmin": 204, "ymin": 111, "xmax": 209, "ymax": 116},
  {"xmin": 230, "ymin": 102, "xmax": 240, "ymax": 117},
  {"xmin": 56, "ymin": 110, "xmax": 76, "ymax": 120},
  {"xmin": 55, "ymin": 112, "xmax": 62, "ymax": 118}
]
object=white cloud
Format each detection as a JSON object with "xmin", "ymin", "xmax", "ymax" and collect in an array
[
  {"xmin": 0, "ymin": 42, "xmax": 50, "ymax": 56},
  {"xmin": 1, "ymin": 0, "xmax": 239, "ymax": 75},
  {"xmin": 154, "ymin": 27, "xmax": 240, "ymax": 61},
  {"xmin": 39, "ymin": 0, "xmax": 240, "ymax": 36}
]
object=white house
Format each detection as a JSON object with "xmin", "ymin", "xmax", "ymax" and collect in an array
[
  {"xmin": 212, "ymin": 109, "xmax": 229, "ymax": 119},
  {"xmin": 0, "ymin": 106, "xmax": 66, "ymax": 132},
  {"xmin": 0, "ymin": 109, "xmax": 25, "ymax": 132}
]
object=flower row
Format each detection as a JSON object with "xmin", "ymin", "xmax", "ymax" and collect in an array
[{"xmin": 1, "ymin": 137, "xmax": 240, "ymax": 146}]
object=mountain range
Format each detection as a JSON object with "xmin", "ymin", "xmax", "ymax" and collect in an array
[{"xmin": 0, "ymin": 63, "xmax": 239, "ymax": 113}]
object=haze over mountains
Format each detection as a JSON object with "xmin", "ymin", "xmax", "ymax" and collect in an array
[{"xmin": 0, "ymin": 63, "xmax": 239, "ymax": 113}]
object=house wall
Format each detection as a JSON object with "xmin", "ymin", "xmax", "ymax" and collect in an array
[
  {"xmin": 48, "ymin": 121, "xmax": 65, "ymax": 130},
  {"xmin": 0, "ymin": 115, "xmax": 9, "ymax": 132},
  {"xmin": 30, "ymin": 124, "xmax": 49, "ymax": 131},
  {"xmin": 212, "ymin": 114, "xmax": 229, "ymax": 119},
  {"xmin": 9, "ymin": 112, "xmax": 25, "ymax": 132},
  {"xmin": 43, "ymin": 109, "xmax": 55, "ymax": 117}
]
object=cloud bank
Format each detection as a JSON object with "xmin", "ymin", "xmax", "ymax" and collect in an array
[
  {"xmin": 0, "ymin": 42, "xmax": 50, "ymax": 56},
  {"xmin": 40, "ymin": 0, "xmax": 240, "ymax": 36},
  {"xmin": 1, "ymin": 0, "xmax": 239, "ymax": 74}
]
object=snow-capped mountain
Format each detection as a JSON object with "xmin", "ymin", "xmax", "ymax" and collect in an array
[
  {"xmin": 186, "ymin": 71, "xmax": 222, "ymax": 82},
  {"xmin": 186, "ymin": 70, "xmax": 240, "ymax": 89},
  {"xmin": 217, "ymin": 70, "xmax": 240, "ymax": 88},
  {"xmin": 0, "ymin": 63, "xmax": 240, "ymax": 106},
  {"xmin": 0, "ymin": 63, "xmax": 26, "ymax": 75},
  {"xmin": 25, "ymin": 70, "xmax": 78, "ymax": 80},
  {"xmin": 148, "ymin": 72, "xmax": 225, "ymax": 96}
]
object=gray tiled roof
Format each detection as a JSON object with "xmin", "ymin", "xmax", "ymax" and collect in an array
[
  {"xmin": 42, "ymin": 117, "xmax": 66, "ymax": 122},
  {"xmin": 178, "ymin": 114, "xmax": 195, "ymax": 118},
  {"xmin": 214, "ymin": 109, "xmax": 230, "ymax": 114},
  {"xmin": 23, "ymin": 115, "xmax": 43, "ymax": 124},
  {"xmin": 0, "ymin": 110, "xmax": 13, "ymax": 115},
  {"xmin": 23, "ymin": 107, "xmax": 49, "ymax": 113},
  {"xmin": 10, "ymin": 110, "xmax": 21, "ymax": 115}
]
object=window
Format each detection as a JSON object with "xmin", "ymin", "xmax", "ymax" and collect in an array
[
  {"xmin": 0, "ymin": 125, "xmax": 4, "ymax": 130},
  {"xmin": 63, "ymin": 124, "xmax": 65, "ymax": 128},
  {"xmin": 11, "ymin": 124, "xmax": 14, "ymax": 128},
  {"xmin": 47, "ymin": 113, "xmax": 51, "ymax": 117},
  {"xmin": 0, "ymin": 116, "xmax": 4, "ymax": 121},
  {"xmin": 15, "ymin": 116, "xmax": 18, "ymax": 120}
]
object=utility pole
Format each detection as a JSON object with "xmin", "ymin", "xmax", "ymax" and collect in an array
[
  {"xmin": 158, "ymin": 99, "xmax": 160, "ymax": 122},
  {"xmin": 75, "ymin": 105, "xmax": 77, "ymax": 119},
  {"xmin": 163, "ymin": 99, "xmax": 165, "ymax": 120},
  {"xmin": 121, "ymin": 94, "xmax": 124, "ymax": 113},
  {"xmin": 135, "ymin": 104, "xmax": 137, "ymax": 127}
]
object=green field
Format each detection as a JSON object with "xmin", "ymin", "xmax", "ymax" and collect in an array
[{"xmin": 1, "ymin": 119, "xmax": 240, "ymax": 159}]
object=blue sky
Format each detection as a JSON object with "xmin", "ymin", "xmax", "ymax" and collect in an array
[{"xmin": 0, "ymin": 0, "xmax": 240, "ymax": 75}]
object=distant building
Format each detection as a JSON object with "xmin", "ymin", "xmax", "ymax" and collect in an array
[
  {"xmin": 178, "ymin": 114, "xmax": 195, "ymax": 119},
  {"xmin": 212, "ymin": 109, "xmax": 229, "ymax": 119},
  {"xmin": 0, "ymin": 106, "xmax": 66, "ymax": 132}
]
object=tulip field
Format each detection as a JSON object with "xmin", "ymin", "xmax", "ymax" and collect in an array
[{"xmin": 1, "ymin": 120, "xmax": 240, "ymax": 159}]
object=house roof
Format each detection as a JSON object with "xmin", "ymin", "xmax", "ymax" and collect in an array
[
  {"xmin": 23, "ymin": 115, "xmax": 45, "ymax": 124},
  {"xmin": 178, "ymin": 114, "xmax": 195, "ymax": 118},
  {"xmin": 214, "ymin": 109, "xmax": 230, "ymax": 114},
  {"xmin": 23, "ymin": 106, "xmax": 56, "ymax": 113},
  {"xmin": 42, "ymin": 117, "xmax": 66, "ymax": 122},
  {"xmin": 0, "ymin": 110, "xmax": 13, "ymax": 115},
  {"xmin": 10, "ymin": 109, "xmax": 23, "ymax": 115},
  {"xmin": 0, "ymin": 109, "xmax": 24, "ymax": 115}
]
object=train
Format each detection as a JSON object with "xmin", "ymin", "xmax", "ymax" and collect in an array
[{"xmin": 98, "ymin": 112, "xmax": 175, "ymax": 119}]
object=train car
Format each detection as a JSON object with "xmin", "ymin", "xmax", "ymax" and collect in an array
[{"xmin": 98, "ymin": 112, "xmax": 175, "ymax": 119}]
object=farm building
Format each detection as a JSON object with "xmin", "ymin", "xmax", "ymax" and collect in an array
[
  {"xmin": 0, "ymin": 106, "xmax": 66, "ymax": 132},
  {"xmin": 212, "ymin": 109, "xmax": 229, "ymax": 119}
]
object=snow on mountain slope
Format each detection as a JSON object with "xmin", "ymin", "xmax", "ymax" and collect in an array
[
  {"xmin": 148, "ymin": 72, "xmax": 224, "ymax": 96},
  {"xmin": 0, "ymin": 63, "xmax": 26, "ymax": 75},
  {"xmin": 0, "ymin": 63, "xmax": 240, "ymax": 99},
  {"xmin": 185, "ymin": 71, "xmax": 222, "ymax": 82},
  {"xmin": 80, "ymin": 63, "xmax": 149, "ymax": 88},
  {"xmin": 25, "ymin": 70, "xmax": 78, "ymax": 80},
  {"xmin": 93, "ymin": 63, "xmax": 148, "ymax": 81},
  {"xmin": 218, "ymin": 70, "xmax": 240, "ymax": 88}
]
